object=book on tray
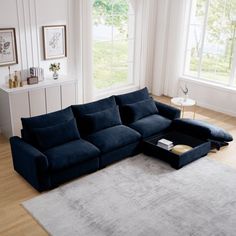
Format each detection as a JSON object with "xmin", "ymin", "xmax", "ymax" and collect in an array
[{"xmin": 157, "ymin": 138, "xmax": 173, "ymax": 150}]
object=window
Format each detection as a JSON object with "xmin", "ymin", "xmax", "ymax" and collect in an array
[
  {"xmin": 184, "ymin": 0, "xmax": 236, "ymax": 87},
  {"xmin": 92, "ymin": 0, "xmax": 135, "ymax": 90}
]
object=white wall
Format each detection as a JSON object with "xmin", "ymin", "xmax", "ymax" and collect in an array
[
  {"xmin": 179, "ymin": 78, "xmax": 236, "ymax": 117},
  {"xmin": 0, "ymin": 0, "xmax": 76, "ymax": 85}
]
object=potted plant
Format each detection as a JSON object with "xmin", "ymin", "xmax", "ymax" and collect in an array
[{"xmin": 49, "ymin": 63, "xmax": 60, "ymax": 80}]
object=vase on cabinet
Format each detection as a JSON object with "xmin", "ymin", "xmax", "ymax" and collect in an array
[{"xmin": 53, "ymin": 71, "xmax": 59, "ymax": 80}]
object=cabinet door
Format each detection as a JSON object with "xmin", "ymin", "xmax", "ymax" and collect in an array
[
  {"xmin": 61, "ymin": 82, "xmax": 77, "ymax": 108},
  {"xmin": 10, "ymin": 92, "xmax": 30, "ymax": 137},
  {"xmin": 29, "ymin": 88, "xmax": 46, "ymax": 116},
  {"xmin": 46, "ymin": 86, "xmax": 61, "ymax": 113}
]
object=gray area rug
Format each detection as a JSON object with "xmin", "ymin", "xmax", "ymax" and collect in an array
[{"xmin": 23, "ymin": 154, "xmax": 236, "ymax": 236}]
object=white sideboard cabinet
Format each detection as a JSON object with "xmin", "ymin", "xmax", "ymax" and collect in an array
[{"xmin": 0, "ymin": 79, "xmax": 78, "ymax": 138}]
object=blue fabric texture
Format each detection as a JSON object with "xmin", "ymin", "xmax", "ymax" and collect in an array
[
  {"xmin": 10, "ymin": 136, "xmax": 50, "ymax": 192},
  {"xmin": 121, "ymin": 98, "xmax": 158, "ymax": 124},
  {"xmin": 154, "ymin": 101, "xmax": 181, "ymax": 120},
  {"xmin": 50, "ymin": 158, "xmax": 99, "ymax": 187},
  {"xmin": 72, "ymin": 96, "xmax": 116, "ymax": 116},
  {"xmin": 86, "ymin": 125, "xmax": 141, "ymax": 153},
  {"xmin": 80, "ymin": 106, "xmax": 122, "ymax": 135},
  {"xmin": 100, "ymin": 142, "xmax": 141, "ymax": 168},
  {"xmin": 71, "ymin": 96, "xmax": 116, "ymax": 136},
  {"xmin": 129, "ymin": 114, "xmax": 172, "ymax": 138},
  {"xmin": 21, "ymin": 107, "xmax": 74, "ymax": 145},
  {"xmin": 115, "ymin": 87, "xmax": 149, "ymax": 106},
  {"xmin": 34, "ymin": 119, "xmax": 80, "ymax": 151},
  {"xmin": 44, "ymin": 139, "xmax": 100, "ymax": 171},
  {"xmin": 172, "ymin": 118, "xmax": 233, "ymax": 142}
]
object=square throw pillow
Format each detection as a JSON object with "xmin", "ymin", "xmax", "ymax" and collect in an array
[
  {"xmin": 33, "ymin": 118, "xmax": 80, "ymax": 151},
  {"xmin": 80, "ymin": 106, "xmax": 122, "ymax": 135},
  {"xmin": 121, "ymin": 98, "xmax": 158, "ymax": 124}
]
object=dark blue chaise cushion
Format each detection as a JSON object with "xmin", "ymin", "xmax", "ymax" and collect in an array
[
  {"xmin": 129, "ymin": 114, "xmax": 172, "ymax": 138},
  {"xmin": 34, "ymin": 119, "xmax": 80, "ymax": 151},
  {"xmin": 115, "ymin": 87, "xmax": 149, "ymax": 106},
  {"xmin": 172, "ymin": 118, "xmax": 233, "ymax": 142},
  {"xmin": 121, "ymin": 98, "xmax": 158, "ymax": 124},
  {"xmin": 85, "ymin": 125, "xmax": 141, "ymax": 153},
  {"xmin": 21, "ymin": 107, "xmax": 74, "ymax": 145},
  {"xmin": 44, "ymin": 139, "xmax": 100, "ymax": 171},
  {"xmin": 80, "ymin": 106, "xmax": 122, "ymax": 135}
]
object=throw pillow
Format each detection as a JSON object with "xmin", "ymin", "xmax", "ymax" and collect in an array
[
  {"xmin": 121, "ymin": 98, "xmax": 158, "ymax": 124},
  {"xmin": 34, "ymin": 118, "xmax": 80, "ymax": 150},
  {"xmin": 81, "ymin": 106, "xmax": 122, "ymax": 135}
]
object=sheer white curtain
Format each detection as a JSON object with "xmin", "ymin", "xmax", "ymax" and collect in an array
[
  {"xmin": 132, "ymin": 0, "xmax": 158, "ymax": 90},
  {"xmin": 152, "ymin": 0, "xmax": 190, "ymax": 97}
]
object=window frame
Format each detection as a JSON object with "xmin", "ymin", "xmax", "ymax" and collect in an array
[
  {"xmin": 183, "ymin": 0, "xmax": 236, "ymax": 88},
  {"xmin": 92, "ymin": 0, "xmax": 136, "ymax": 92}
]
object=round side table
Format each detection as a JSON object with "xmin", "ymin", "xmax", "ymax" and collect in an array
[{"xmin": 171, "ymin": 97, "xmax": 196, "ymax": 119}]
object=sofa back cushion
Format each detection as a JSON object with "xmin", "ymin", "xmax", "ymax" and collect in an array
[
  {"xmin": 122, "ymin": 98, "xmax": 158, "ymax": 124},
  {"xmin": 34, "ymin": 118, "xmax": 80, "ymax": 151},
  {"xmin": 81, "ymin": 106, "xmax": 122, "ymax": 135},
  {"xmin": 21, "ymin": 107, "xmax": 74, "ymax": 145},
  {"xmin": 72, "ymin": 96, "xmax": 116, "ymax": 117},
  {"xmin": 115, "ymin": 87, "xmax": 149, "ymax": 106},
  {"xmin": 71, "ymin": 96, "xmax": 117, "ymax": 136}
]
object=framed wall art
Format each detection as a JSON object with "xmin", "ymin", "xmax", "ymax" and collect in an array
[
  {"xmin": 0, "ymin": 28, "xmax": 18, "ymax": 67},
  {"xmin": 42, "ymin": 25, "xmax": 67, "ymax": 60}
]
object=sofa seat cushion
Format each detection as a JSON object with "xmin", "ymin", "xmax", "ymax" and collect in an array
[
  {"xmin": 85, "ymin": 125, "xmax": 141, "ymax": 153},
  {"xmin": 129, "ymin": 114, "xmax": 172, "ymax": 138},
  {"xmin": 44, "ymin": 139, "xmax": 100, "ymax": 171}
]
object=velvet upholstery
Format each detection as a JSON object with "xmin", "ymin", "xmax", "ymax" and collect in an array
[
  {"xmin": 115, "ymin": 87, "xmax": 149, "ymax": 106},
  {"xmin": 129, "ymin": 114, "xmax": 172, "ymax": 138},
  {"xmin": 100, "ymin": 142, "xmax": 141, "ymax": 168},
  {"xmin": 50, "ymin": 158, "xmax": 99, "ymax": 187},
  {"xmin": 172, "ymin": 118, "xmax": 233, "ymax": 142},
  {"xmin": 121, "ymin": 98, "xmax": 158, "ymax": 124},
  {"xmin": 71, "ymin": 96, "xmax": 116, "ymax": 136},
  {"xmin": 80, "ymin": 106, "xmax": 122, "ymax": 135},
  {"xmin": 34, "ymin": 119, "xmax": 80, "ymax": 151},
  {"xmin": 154, "ymin": 101, "xmax": 181, "ymax": 120},
  {"xmin": 10, "ymin": 136, "xmax": 50, "ymax": 192},
  {"xmin": 21, "ymin": 107, "xmax": 74, "ymax": 145},
  {"xmin": 44, "ymin": 139, "xmax": 100, "ymax": 171},
  {"xmin": 85, "ymin": 125, "xmax": 141, "ymax": 153},
  {"xmin": 72, "ymin": 96, "xmax": 116, "ymax": 116},
  {"xmin": 10, "ymin": 88, "xmax": 219, "ymax": 192}
]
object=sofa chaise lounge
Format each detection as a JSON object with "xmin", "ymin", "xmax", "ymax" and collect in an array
[{"xmin": 10, "ymin": 87, "xmax": 232, "ymax": 192}]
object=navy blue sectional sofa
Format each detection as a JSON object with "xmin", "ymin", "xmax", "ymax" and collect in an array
[{"xmin": 10, "ymin": 87, "xmax": 181, "ymax": 191}]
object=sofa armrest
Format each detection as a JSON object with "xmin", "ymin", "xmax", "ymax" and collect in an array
[
  {"xmin": 154, "ymin": 101, "xmax": 181, "ymax": 120},
  {"xmin": 10, "ymin": 136, "xmax": 50, "ymax": 192}
]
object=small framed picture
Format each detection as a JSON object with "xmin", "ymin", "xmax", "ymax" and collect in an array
[
  {"xmin": 42, "ymin": 25, "xmax": 67, "ymax": 60},
  {"xmin": 0, "ymin": 28, "xmax": 18, "ymax": 67}
]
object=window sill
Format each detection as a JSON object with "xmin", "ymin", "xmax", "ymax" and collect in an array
[{"xmin": 180, "ymin": 76, "xmax": 236, "ymax": 94}]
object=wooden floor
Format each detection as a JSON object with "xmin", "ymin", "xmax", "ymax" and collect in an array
[{"xmin": 0, "ymin": 96, "xmax": 236, "ymax": 236}]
